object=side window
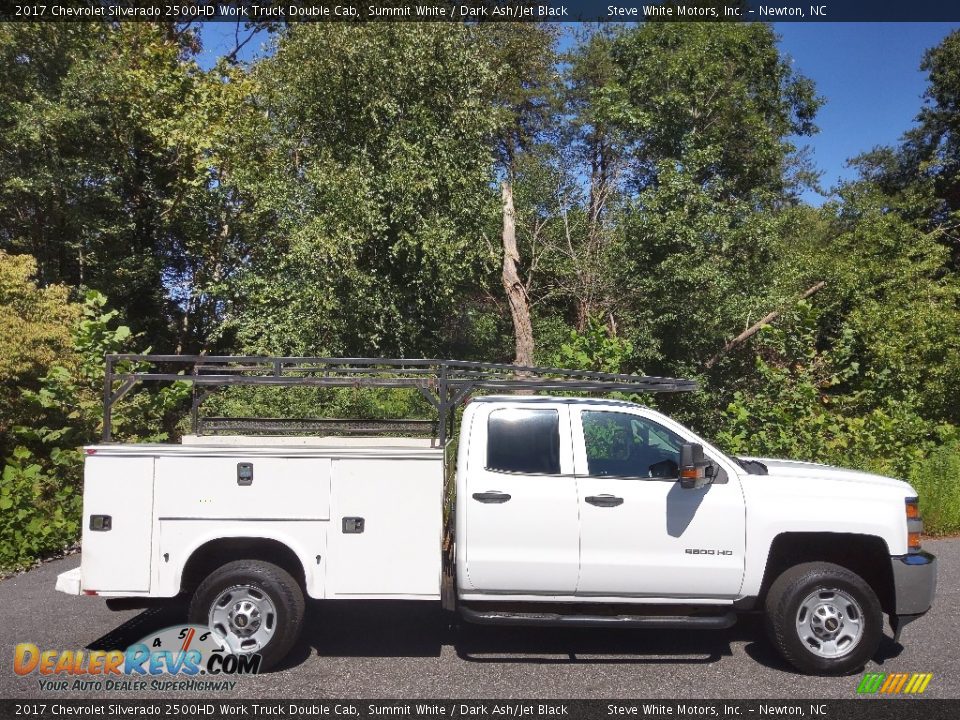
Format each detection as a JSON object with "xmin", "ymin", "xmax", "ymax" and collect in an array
[
  {"xmin": 486, "ymin": 408, "xmax": 561, "ymax": 475},
  {"xmin": 582, "ymin": 411, "xmax": 684, "ymax": 479}
]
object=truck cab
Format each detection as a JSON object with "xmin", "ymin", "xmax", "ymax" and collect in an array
[{"xmin": 456, "ymin": 397, "xmax": 745, "ymax": 601}]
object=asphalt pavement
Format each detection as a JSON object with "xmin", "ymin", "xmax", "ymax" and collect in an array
[{"xmin": 1, "ymin": 538, "xmax": 957, "ymax": 699}]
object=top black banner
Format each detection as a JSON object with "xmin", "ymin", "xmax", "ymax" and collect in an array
[{"xmin": 0, "ymin": 0, "xmax": 959, "ymax": 22}]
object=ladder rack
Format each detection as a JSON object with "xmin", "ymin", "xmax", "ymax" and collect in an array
[{"xmin": 101, "ymin": 355, "xmax": 698, "ymax": 444}]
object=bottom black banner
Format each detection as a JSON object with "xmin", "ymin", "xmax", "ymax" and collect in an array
[{"xmin": 1, "ymin": 700, "xmax": 958, "ymax": 720}]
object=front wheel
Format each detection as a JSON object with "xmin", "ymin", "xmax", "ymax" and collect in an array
[
  {"xmin": 764, "ymin": 562, "xmax": 883, "ymax": 675},
  {"xmin": 189, "ymin": 560, "xmax": 305, "ymax": 671}
]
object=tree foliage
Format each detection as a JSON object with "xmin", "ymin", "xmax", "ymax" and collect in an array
[
  {"xmin": 5, "ymin": 21, "xmax": 960, "ymax": 570},
  {"xmin": 217, "ymin": 24, "xmax": 501, "ymax": 357},
  {"xmin": 1, "ymin": 287, "xmax": 188, "ymax": 570},
  {"xmin": 0, "ymin": 252, "xmax": 80, "ymax": 439}
]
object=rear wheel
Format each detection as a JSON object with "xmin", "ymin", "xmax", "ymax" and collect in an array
[
  {"xmin": 764, "ymin": 561, "xmax": 882, "ymax": 675},
  {"xmin": 189, "ymin": 560, "xmax": 304, "ymax": 671}
]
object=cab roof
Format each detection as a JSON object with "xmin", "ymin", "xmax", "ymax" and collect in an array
[{"xmin": 470, "ymin": 395, "xmax": 646, "ymax": 409}]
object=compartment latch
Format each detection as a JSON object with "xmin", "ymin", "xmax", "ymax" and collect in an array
[
  {"xmin": 89, "ymin": 515, "xmax": 112, "ymax": 531},
  {"xmin": 342, "ymin": 517, "xmax": 365, "ymax": 534},
  {"xmin": 237, "ymin": 462, "xmax": 254, "ymax": 486}
]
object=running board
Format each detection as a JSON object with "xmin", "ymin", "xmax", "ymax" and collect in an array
[{"xmin": 459, "ymin": 606, "xmax": 736, "ymax": 630}]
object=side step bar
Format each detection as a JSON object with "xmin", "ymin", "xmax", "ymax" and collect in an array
[{"xmin": 459, "ymin": 606, "xmax": 737, "ymax": 630}]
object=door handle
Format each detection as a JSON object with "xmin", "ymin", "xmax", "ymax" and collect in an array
[
  {"xmin": 585, "ymin": 494, "xmax": 624, "ymax": 507},
  {"xmin": 472, "ymin": 491, "xmax": 512, "ymax": 504}
]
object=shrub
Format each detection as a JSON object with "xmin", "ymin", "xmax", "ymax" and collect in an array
[
  {"xmin": 0, "ymin": 446, "xmax": 80, "ymax": 570},
  {"xmin": 0, "ymin": 291, "xmax": 189, "ymax": 573},
  {"xmin": 715, "ymin": 305, "xmax": 955, "ymax": 481},
  {"xmin": 0, "ymin": 252, "xmax": 80, "ymax": 444},
  {"xmin": 909, "ymin": 443, "xmax": 960, "ymax": 536}
]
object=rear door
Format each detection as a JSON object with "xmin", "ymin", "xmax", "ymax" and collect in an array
[{"xmin": 462, "ymin": 403, "xmax": 579, "ymax": 594}]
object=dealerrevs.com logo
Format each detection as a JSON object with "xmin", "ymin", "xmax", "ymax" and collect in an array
[
  {"xmin": 14, "ymin": 624, "xmax": 260, "ymax": 692},
  {"xmin": 856, "ymin": 672, "xmax": 933, "ymax": 695}
]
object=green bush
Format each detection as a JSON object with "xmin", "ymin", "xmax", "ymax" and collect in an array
[
  {"xmin": 0, "ymin": 291, "xmax": 189, "ymax": 573},
  {"xmin": 0, "ymin": 446, "xmax": 80, "ymax": 570},
  {"xmin": 715, "ymin": 306, "xmax": 955, "ymax": 481},
  {"xmin": 909, "ymin": 443, "xmax": 960, "ymax": 536}
]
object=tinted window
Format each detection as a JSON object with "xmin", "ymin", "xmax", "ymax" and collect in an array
[
  {"xmin": 487, "ymin": 408, "xmax": 561, "ymax": 474},
  {"xmin": 582, "ymin": 411, "xmax": 683, "ymax": 478}
]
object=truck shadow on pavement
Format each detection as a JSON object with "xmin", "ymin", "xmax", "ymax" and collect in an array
[
  {"xmin": 291, "ymin": 602, "xmax": 742, "ymax": 670},
  {"xmin": 85, "ymin": 599, "xmax": 905, "ymax": 675},
  {"xmin": 86, "ymin": 603, "xmax": 190, "ymax": 653}
]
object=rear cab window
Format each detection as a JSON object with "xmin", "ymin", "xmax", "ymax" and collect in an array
[{"xmin": 486, "ymin": 408, "xmax": 560, "ymax": 475}]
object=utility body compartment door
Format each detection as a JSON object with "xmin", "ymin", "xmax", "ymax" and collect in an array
[
  {"xmin": 81, "ymin": 456, "xmax": 155, "ymax": 592},
  {"xmin": 325, "ymin": 457, "xmax": 443, "ymax": 597},
  {"xmin": 153, "ymin": 457, "xmax": 331, "ymax": 520},
  {"xmin": 462, "ymin": 403, "xmax": 579, "ymax": 594}
]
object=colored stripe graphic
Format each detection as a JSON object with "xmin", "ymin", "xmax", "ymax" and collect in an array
[
  {"xmin": 910, "ymin": 674, "xmax": 933, "ymax": 694},
  {"xmin": 880, "ymin": 673, "xmax": 908, "ymax": 693},
  {"xmin": 856, "ymin": 673, "xmax": 886, "ymax": 693},
  {"xmin": 857, "ymin": 672, "xmax": 932, "ymax": 694},
  {"xmin": 180, "ymin": 627, "xmax": 195, "ymax": 653}
]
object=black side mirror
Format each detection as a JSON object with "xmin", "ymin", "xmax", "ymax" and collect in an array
[{"xmin": 679, "ymin": 443, "xmax": 712, "ymax": 489}]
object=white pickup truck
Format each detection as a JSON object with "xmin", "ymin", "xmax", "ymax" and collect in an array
[{"xmin": 55, "ymin": 357, "xmax": 936, "ymax": 676}]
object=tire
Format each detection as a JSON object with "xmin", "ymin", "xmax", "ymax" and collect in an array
[
  {"xmin": 189, "ymin": 560, "xmax": 304, "ymax": 672},
  {"xmin": 764, "ymin": 561, "xmax": 883, "ymax": 676}
]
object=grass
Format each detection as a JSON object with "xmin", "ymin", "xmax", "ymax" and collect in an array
[{"xmin": 909, "ymin": 442, "xmax": 960, "ymax": 535}]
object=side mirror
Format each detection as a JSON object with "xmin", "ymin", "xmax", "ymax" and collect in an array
[{"xmin": 679, "ymin": 443, "xmax": 712, "ymax": 489}]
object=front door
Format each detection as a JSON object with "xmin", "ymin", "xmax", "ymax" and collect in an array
[
  {"xmin": 462, "ymin": 403, "xmax": 580, "ymax": 594},
  {"xmin": 572, "ymin": 407, "xmax": 746, "ymax": 599}
]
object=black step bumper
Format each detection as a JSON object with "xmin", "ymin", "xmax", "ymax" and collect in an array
[
  {"xmin": 891, "ymin": 551, "xmax": 937, "ymax": 615},
  {"xmin": 889, "ymin": 550, "xmax": 936, "ymax": 642}
]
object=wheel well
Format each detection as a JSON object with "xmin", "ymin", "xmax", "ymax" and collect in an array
[
  {"xmin": 179, "ymin": 537, "xmax": 307, "ymax": 596},
  {"xmin": 759, "ymin": 533, "xmax": 894, "ymax": 614}
]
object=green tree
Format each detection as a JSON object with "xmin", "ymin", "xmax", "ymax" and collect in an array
[
  {"xmin": 913, "ymin": 29, "xmax": 960, "ymax": 225},
  {"xmin": 1, "ymin": 291, "xmax": 189, "ymax": 571},
  {"xmin": 595, "ymin": 22, "xmax": 821, "ymax": 391},
  {"xmin": 478, "ymin": 24, "xmax": 562, "ymax": 366},
  {"xmin": 0, "ymin": 252, "xmax": 80, "ymax": 445},
  {"xmin": 218, "ymin": 24, "xmax": 500, "ymax": 357},
  {"xmin": 0, "ymin": 23, "xmax": 228, "ymax": 350},
  {"xmin": 606, "ymin": 22, "xmax": 819, "ymax": 199}
]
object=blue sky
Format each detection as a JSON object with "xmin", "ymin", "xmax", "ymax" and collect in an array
[
  {"xmin": 198, "ymin": 22, "xmax": 959, "ymax": 206},
  {"xmin": 776, "ymin": 23, "xmax": 958, "ymax": 203}
]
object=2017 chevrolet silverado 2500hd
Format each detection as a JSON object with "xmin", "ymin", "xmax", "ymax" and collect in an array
[{"xmin": 55, "ymin": 357, "xmax": 936, "ymax": 676}]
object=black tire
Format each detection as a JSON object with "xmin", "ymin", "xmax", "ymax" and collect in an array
[
  {"xmin": 189, "ymin": 560, "xmax": 304, "ymax": 672},
  {"xmin": 764, "ymin": 561, "xmax": 883, "ymax": 676}
]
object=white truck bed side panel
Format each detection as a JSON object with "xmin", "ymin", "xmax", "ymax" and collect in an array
[
  {"xmin": 81, "ymin": 456, "xmax": 155, "ymax": 592},
  {"xmin": 154, "ymin": 519, "xmax": 329, "ymax": 598},
  {"xmin": 326, "ymin": 458, "xmax": 442, "ymax": 598},
  {"xmin": 153, "ymin": 457, "xmax": 332, "ymax": 520}
]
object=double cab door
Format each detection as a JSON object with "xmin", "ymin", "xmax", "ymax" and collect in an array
[{"xmin": 462, "ymin": 401, "xmax": 746, "ymax": 600}]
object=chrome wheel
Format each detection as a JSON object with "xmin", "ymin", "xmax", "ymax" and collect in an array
[
  {"xmin": 796, "ymin": 587, "xmax": 864, "ymax": 658},
  {"xmin": 208, "ymin": 584, "xmax": 277, "ymax": 653}
]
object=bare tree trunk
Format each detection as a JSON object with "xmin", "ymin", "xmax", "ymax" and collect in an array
[
  {"xmin": 705, "ymin": 281, "xmax": 827, "ymax": 369},
  {"xmin": 575, "ymin": 299, "xmax": 590, "ymax": 333},
  {"xmin": 175, "ymin": 306, "xmax": 190, "ymax": 355},
  {"xmin": 501, "ymin": 180, "xmax": 534, "ymax": 367}
]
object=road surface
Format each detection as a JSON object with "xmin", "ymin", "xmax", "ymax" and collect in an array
[{"xmin": 1, "ymin": 538, "xmax": 956, "ymax": 699}]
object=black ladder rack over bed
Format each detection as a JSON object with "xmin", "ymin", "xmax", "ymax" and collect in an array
[{"xmin": 101, "ymin": 355, "xmax": 698, "ymax": 444}]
